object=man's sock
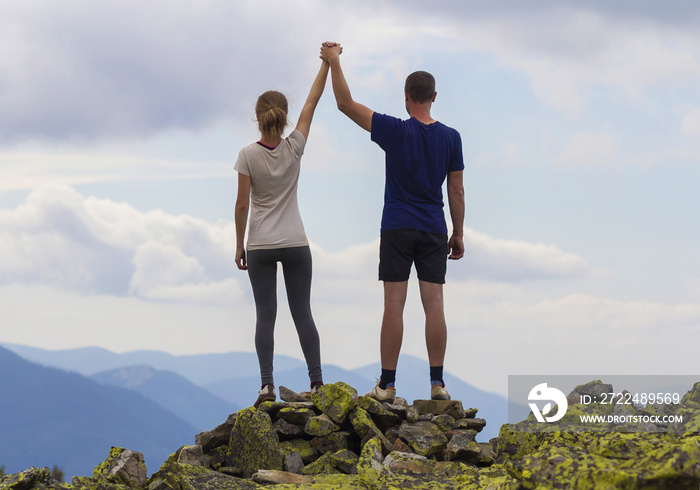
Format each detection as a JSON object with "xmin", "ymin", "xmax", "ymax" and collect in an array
[
  {"xmin": 430, "ymin": 366, "xmax": 444, "ymax": 388},
  {"xmin": 379, "ymin": 369, "xmax": 396, "ymax": 390}
]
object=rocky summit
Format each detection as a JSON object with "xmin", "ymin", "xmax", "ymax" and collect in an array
[{"xmin": 2, "ymin": 380, "xmax": 700, "ymax": 489}]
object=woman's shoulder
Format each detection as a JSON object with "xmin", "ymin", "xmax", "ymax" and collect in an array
[
  {"xmin": 282, "ymin": 130, "xmax": 306, "ymax": 156},
  {"xmin": 287, "ymin": 129, "xmax": 306, "ymax": 145}
]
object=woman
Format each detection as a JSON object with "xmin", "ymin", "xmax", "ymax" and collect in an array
[{"xmin": 235, "ymin": 59, "xmax": 329, "ymax": 407}]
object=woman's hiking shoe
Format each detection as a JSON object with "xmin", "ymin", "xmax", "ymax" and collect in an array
[
  {"xmin": 430, "ymin": 383, "xmax": 451, "ymax": 401},
  {"xmin": 310, "ymin": 381, "xmax": 324, "ymax": 394},
  {"xmin": 300, "ymin": 381, "xmax": 324, "ymax": 398},
  {"xmin": 254, "ymin": 384, "xmax": 276, "ymax": 407},
  {"xmin": 365, "ymin": 380, "xmax": 396, "ymax": 403}
]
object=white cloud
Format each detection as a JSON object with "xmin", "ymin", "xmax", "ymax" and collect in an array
[
  {"xmin": 0, "ymin": 151, "xmax": 234, "ymax": 191},
  {"xmin": 3, "ymin": 0, "xmax": 700, "ymax": 145},
  {"xmin": 0, "ymin": 184, "xmax": 242, "ymax": 300},
  {"xmin": 441, "ymin": 286, "xmax": 700, "ymax": 393},
  {"xmin": 130, "ymin": 242, "xmax": 206, "ymax": 296},
  {"xmin": 459, "ymin": 229, "xmax": 591, "ymax": 282},
  {"xmin": 0, "ymin": 185, "xmax": 591, "ymax": 303},
  {"xmin": 0, "ymin": 1, "xmax": 342, "ymax": 142},
  {"xmin": 401, "ymin": 3, "xmax": 700, "ymax": 113}
]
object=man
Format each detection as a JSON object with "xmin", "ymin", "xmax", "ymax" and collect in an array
[{"xmin": 320, "ymin": 43, "xmax": 465, "ymax": 402}]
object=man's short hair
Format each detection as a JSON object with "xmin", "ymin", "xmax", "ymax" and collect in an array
[{"xmin": 405, "ymin": 71, "xmax": 435, "ymax": 104}]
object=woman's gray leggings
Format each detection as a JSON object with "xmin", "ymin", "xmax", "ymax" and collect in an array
[{"xmin": 247, "ymin": 246, "xmax": 322, "ymax": 386}]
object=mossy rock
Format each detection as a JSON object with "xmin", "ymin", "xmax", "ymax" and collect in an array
[
  {"xmin": 300, "ymin": 452, "xmax": 342, "ymax": 476},
  {"xmin": 92, "ymin": 447, "xmax": 147, "ymax": 488},
  {"xmin": 398, "ymin": 420, "xmax": 448, "ymax": 457},
  {"xmin": 281, "ymin": 439, "xmax": 318, "ymax": 465},
  {"xmin": 348, "ymin": 407, "xmax": 378, "ymax": 438},
  {"xmin": 329, "ymin": 449, "xmax": 359, "ymax": 474},
  {"xmin": 310, "ymin": 430, "xmax": 355, "ymax": 455},
  {"xmin": 278, "ymin": 407, "xmax": 316, "ymax": 426},
  {"xmin": 357, "ymin": 396, "xmax": 402, "ymax": 430},
  {"xmin": 228, "ymin": 407, "xmax": 283, "ymax": 478},
  {"xmin": 497, "ymin": 424, "xmax": 700, "ymax": 489},
  {"xmin": 311, "ymin": 382, "xmax": 358, "ymax": 424},
  {"xmin": 147, "ymin": 461, "xmax": 262, "ymax": 489},
  {"xmin": 681, "ymin": 382, "xmax": 700, "ymax": 409},
  {"xmin": 0, "ymin": 467, "xmax": 56, "ymax": 490},
  {"xmin": 356, "ymin": 436, "xmax": 386, "ymax": 489},
  {"xmin": 305, "ymin": 413, "xmax": 340, "ymax": 437}
]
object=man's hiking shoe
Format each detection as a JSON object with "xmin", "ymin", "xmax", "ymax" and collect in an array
[
  {"xmin": 254, "ymin": 384, "xmax": 276, "ymax": 407},
  {"xmin": 365, "ymin": 380, "xmax": 396, "ymax": 403},
  {"xmin": 431, "ymin": 384, "xmax": 451, "ymax": 401}
]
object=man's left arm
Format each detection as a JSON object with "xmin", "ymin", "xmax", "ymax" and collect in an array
[{"xmin": 446, "ymin": 170, "xmax": 465, "ymax": 260}]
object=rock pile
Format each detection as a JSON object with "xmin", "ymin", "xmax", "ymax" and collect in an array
[
  {"xmin": 496, "ymin": 380, "xmax": 700, "ymax": 489},
  {"xmin": 2, "ymin": 380, "xmax": 700, "ymax": 489}
]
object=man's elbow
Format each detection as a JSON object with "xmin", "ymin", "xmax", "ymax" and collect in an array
[
  {"xmin": 449, "ymin": 185, "xmax": 464, "ymax": 202},
  {"xmin": 336, "ymin": 99, "xmax": 352, "ymax": 115}
]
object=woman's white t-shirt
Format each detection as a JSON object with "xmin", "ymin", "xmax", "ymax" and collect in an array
[{"xmin": 234, "ymin": 130, "xmax": 309, "ymax": 250}]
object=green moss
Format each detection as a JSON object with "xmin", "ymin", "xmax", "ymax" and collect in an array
[
  {"xmin": 92, "ymin": 447, "xmax": 125, "ymax": 479},
  {"xmin": 281, "ymin": 439, "xmax": 318, "ymax": 465},
  {"xmin": 229, "ymin": 407, "xmax": 284, "ymax": 478},
  {"xmin": 329, "ymin": 449, "xmax": 359, "ymax": 474},
  {"xmin": 305, "ymin": 414, "xmax": 340, "ymax": 437},
  {"xmin": 496, "ymin": 420, "xmax": 700, "ymax": 489},
  {"xmin": 347, "ymin": 407, "xmax": 375, "ymax": 438},
  {"xmin": 301, "ymin": 452, "xmax": 342, "ymax": 476},
  {"xmin": 147, "ymin": 462, "xmax": 262, "ymax": 489},
  {"xmin": 398, "ymin": 421, "xmax": 447, "ymax": 457},
  {"xmin": 311, "ymin": 382, "xmax": 358, "ymax": 424},
  {"xmin": 0, "ymin": 467, "xmax": 53, "ymax": 490},
  {"xmin": 356, "ymin": 436, "xmax": 385, "ymax": 489}
]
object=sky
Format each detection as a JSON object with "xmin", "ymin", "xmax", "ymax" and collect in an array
[{"xmin": 1, "ymin": 0, "xmax": 699, "ymax": 397}]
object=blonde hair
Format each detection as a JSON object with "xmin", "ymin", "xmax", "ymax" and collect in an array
[{"xmin": 255, "ymin": 90, "xmax": 288, "ymax": 140}]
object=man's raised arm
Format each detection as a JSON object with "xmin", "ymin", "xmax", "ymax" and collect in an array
[{"xmin": 320, "ymin": 43, "xmax": 374, "ymax": 132}]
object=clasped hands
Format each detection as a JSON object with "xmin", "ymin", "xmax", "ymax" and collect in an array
[{"xmin": 320, "ymin": 41, "xmax": 342, "ymax": 62}]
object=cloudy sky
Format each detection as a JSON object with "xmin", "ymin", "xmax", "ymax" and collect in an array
[{"xmin": 1, "ymin": 1, "xmax": 699, "ymax": 396}]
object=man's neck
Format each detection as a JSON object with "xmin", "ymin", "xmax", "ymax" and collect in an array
[
  {"xmin": 413, "ymin": 115, "xmax": 436, "ymax": 125},
  {"xmin": 408, "ymin": 105, "xmax": 436, "ymax": 125}
]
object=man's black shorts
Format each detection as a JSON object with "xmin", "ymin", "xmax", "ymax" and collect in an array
[{"xmin": 379, "ymin": 229, "xmax": 448, "ymax": 284}]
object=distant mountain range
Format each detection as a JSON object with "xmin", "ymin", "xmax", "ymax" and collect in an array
[
  {"xmin": 0, "ymin": 346, "xmax": 195, "ymax": 479},
  {"xmin": 91, "ymin": 365, "xmax": 239, "ymax": 432},
  {"xmin": 2, "ymin": 343, "xmax": 302, "ymax": 385},
  {"xmin": 1, "ymin": 342, "xmax": 510, "ymax": 477}
]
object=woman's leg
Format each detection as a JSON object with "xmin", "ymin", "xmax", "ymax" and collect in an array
[
  {"xmin": 246, "ymin": 249, "xmax": 279, "ymax": 386},
  {"xmin": 280, "ymin": 246, "xmax": 323, "ymax": 384}
]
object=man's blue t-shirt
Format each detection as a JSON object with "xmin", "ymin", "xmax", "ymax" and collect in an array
[{"xmin": 371, "ymin": 112, "xmax": 464, "ymax": 234}]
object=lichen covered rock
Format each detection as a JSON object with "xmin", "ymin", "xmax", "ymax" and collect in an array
[
  {"xmin": 92, "ymin": 447, "xmax": 147, "ymax": 488},
  {"xmin": 399, "ymin": 420, "xmax": 448, "ymax": 457},
  {"xmin": 310, "ymin": 381, "xmax": 358, "ymax": 424},
  {"xmin": 227, "ymin": 407, "xmax": 284, "ymax": 478},
  {"xmin": 0, "ymin": 467, "xmax": 55, "ymax": 490},
  {"xmin": 304, "ymin": 413, "xmax": 340, "ymax": 437},
  {"xmin": 148, "ymin": 461, "xmax": 262, "ymax": 489},
  {"xmin": 496, "ymin": 424, "xmax": 700, "ymax": 489}
]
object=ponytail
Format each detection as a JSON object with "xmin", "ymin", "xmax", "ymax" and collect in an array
[{"xmin": 255, "ymin": 91, "xmax": 288, "ymax": 140}]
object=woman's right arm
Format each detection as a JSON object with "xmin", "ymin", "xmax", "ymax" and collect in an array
[
  {"xmin": 235, "ymin": 172, "xmax": 251, "ymax": 270},
  {"xmin": 294, "ymin": 61, "xmax": 330, "ymax": 140}
]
